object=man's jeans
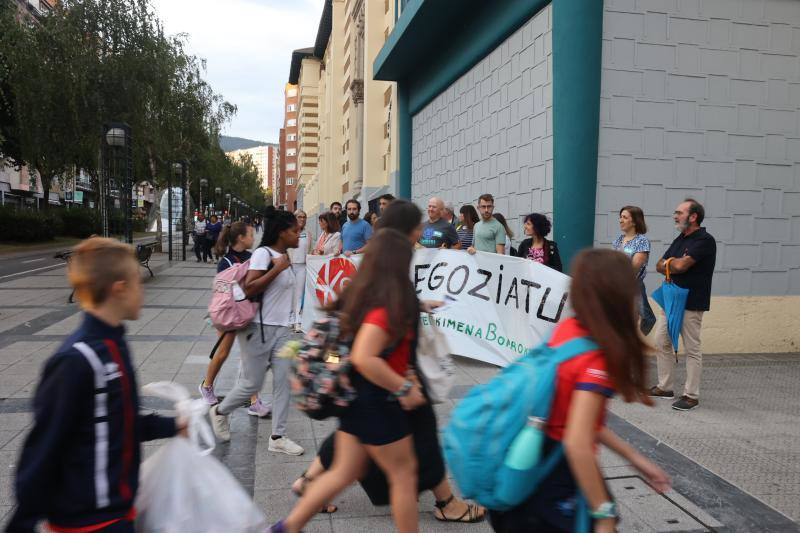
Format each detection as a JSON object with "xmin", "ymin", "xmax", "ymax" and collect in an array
[{"xmin": 655, "ymin": 309, "xmax": 704, "ymax": 400}]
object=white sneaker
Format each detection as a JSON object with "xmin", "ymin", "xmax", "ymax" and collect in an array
[
  {"xmin": 268, "ymin": 436, "xmax": 304, "ymax": 456},
  {"xmin": 209, "ymin": 404, "xmax": 231, "ymax": 442}
]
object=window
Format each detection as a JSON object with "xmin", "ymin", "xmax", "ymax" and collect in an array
[
  {"xmin": 287, "ymin": 134, "xmax": 297, "ymax": 141},
  {"xmin": 287, "ymin": 163, "xmax": 296, "ymax": 171},
  {"xmin": 287, "ymin": 118, "xmax": 297, "ymax": 127},
  {"xmin": 287, "ymin": 88, "xmax": 297, "ymax": 97},
  {"xmin": 287, "ymin": 104, "xmax": 296, "ymax": 112},
  {"xmin": 287, "ymin": 178, "xmax": 294, "ymax": 186},
  {"xmin": 287, "ymin": 148, "xmax": 296, "ymax": 157}
]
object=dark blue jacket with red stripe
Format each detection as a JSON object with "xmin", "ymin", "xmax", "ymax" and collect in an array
[{"xmin": 7, "ymin": 313, "xmax": 176, "ymax": 532}]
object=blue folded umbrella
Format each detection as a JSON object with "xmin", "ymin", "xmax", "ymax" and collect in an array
[{"xmin": 652, "ymin": 260, "xmax": 689, "ymax": 356}]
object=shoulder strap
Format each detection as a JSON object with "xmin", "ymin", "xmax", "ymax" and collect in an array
[
  {"xmin": 224, "ymin": 257, "xmax": 234, "ymax": 268},
  {"xmin": 548, "ymin": 336, "xmax": 599, "ymax": 365}
]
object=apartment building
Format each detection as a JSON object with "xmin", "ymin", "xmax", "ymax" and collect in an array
[
  {"xmin": 225, "ymin": 144, "xmax": 277, "ymax": 192},
  {"xmin": 281, "ymin": 83, "xmax": 300, "ymax": 210},
  {"xmin": 291, "ymin": 0, "xmax": 399, "ymax": 219}
]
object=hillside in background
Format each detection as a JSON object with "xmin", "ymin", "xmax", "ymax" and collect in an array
[{"xmin": 219, "ymin": 135, "xmax": 269, "ymax": 152}]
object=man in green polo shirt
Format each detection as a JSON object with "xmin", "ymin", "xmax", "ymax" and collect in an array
[{"xmin": 468, "ymin": 193, "xmax": 505, "ymax": 254}]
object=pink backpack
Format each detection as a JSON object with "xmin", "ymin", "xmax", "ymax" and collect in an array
[{"xmin": 208, "ymin": 259, "xmax": 258, "ymax": 331}]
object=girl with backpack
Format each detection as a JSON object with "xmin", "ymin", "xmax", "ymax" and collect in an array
[
  {"xmin": 290, "ymin": 200, "xmax": 486, "ymax": 524},
  {"xmin": 209, "ymin": 208, "xmax": 305, "ymax": 457},
  {"xmin": 198, "ymin": 222, "xmax": 271, "ymax": 416},
  {"xmin": 271, "ymin": 229, "xmax": 426, "ymax": 533},
  {"xmin": 487, "ymin": 249, "xmax": 671, "ymax": 533}
]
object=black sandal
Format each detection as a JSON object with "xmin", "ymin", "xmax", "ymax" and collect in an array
[{"xmin": 434, "ymin": 493, "xmax": 486, "ymax": 523}]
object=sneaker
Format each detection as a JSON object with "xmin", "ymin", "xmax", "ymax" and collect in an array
[
  {"xmin": 268, "ymin": 520, "xmax": 286, "ymax": 533},
  {"xmin": 247, "ymin": 398, "xmax": 272, "ymax": 418},
  {"xmin": 268, "ymin": 436, "xmax": 304, "ymax": 456},
  {"xmin": 198, "ymin": 381, "xmax": 218, "ymax": 405},
  {"xmin": 672, "ymin": 396, "xmax": 699, "ymax": 411},
  {"xmin": 649, "ymin": 386, "xmax": 674, "ymax": 399},
  {"xmin": 209, "ymin": 404, "xmax": 231, "ymax": 442}
]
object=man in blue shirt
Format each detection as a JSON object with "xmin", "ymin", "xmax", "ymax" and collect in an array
[{"xmin": 341, "ymin": 199, "xmax": 373, "ymax": 255}]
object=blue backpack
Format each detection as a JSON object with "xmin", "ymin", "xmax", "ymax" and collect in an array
[{"xmin": 443, "ymin": 335, "xmax": 598, "ymax": 512}]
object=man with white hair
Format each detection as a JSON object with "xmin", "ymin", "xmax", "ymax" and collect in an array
[
  {"xmin": 443, "ymin": 203, "xmax": 456, "ymax": 227},
  {"xmin": 419, "ymin": 197, "xmax": 459, "ymax": 249}
]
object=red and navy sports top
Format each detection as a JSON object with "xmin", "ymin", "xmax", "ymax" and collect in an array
[{"xmin": 544, "ymin": 317, "xmax": 615, "ymax": 442}]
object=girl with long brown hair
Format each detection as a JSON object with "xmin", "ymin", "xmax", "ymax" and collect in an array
[
  {"xmin": 273, "ymin": 229, "xmax": 426, "ymax": 533},
  {"xmin": 489, "ymin": 249, "xmax": 670, "ymax": 533}
]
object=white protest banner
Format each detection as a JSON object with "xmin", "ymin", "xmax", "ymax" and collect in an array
[{"xmin": 303, "ymin": 249, "xmax": 572, "ymax": 366}]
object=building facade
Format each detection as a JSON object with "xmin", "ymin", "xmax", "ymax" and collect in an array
[
  {"xmin": 292, "ymin": 0, "xmax": 399, "ymax": 221},
  {"xmin": 375, "ymin": 0, "xmax": 800, "ymax": 353},
  {"xmin": 282, "ymin": 83, "xmax": 300, "ymax": 210}
]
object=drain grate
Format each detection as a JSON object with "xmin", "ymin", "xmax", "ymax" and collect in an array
[{"xmin": 605, "ymin": 476, "xmax": 721, "ymax": 532}]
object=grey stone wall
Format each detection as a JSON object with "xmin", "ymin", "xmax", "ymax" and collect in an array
[
  {"xmin": 411, "ymin": 4, "xmax": 553, "ymax": 245},
  {"xmin": 597, "ymin": 0, "xmax": 800, "ymax": 296}
]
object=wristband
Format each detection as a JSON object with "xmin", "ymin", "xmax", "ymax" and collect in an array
[
  {"xmin": 589, "ymin": 501, "xmax": 617, "ymax": 519},
  {"xmin": 393, "ymin": 380, "xmax": 413, "ymax": 398}
]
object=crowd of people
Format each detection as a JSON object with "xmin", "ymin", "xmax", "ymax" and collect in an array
[{"xmin": 7, "ymin": 189, "xmax": 716, "ymax": 532}]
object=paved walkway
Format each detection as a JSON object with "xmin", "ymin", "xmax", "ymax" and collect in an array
[{"xmin": 0, "ymin": 254, "xmax": 798, "ymax": 532}]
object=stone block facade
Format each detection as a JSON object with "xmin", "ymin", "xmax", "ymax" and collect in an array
[
  {"xmin": 411, "ymin": 5, "xmax": 553, "ymax": 239},
  {"xmin": 597, "ymin": 0, "xmax": 800, "ymax": 296}
]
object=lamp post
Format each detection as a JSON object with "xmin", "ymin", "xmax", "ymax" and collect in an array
[
  {"xmin": 199, "ymin": 178, "xmax": 208, "ymax": 217},
  {"xmin": 102, "ymin": 123, "xmax": 132, "ymax": 242},
  {"xmin": 225, "ymin": 193, "xmax": 231, "ymax": 218},
  {"xmin": 214, "ymin": 187, "xmax": 222, "ymax": 216}
]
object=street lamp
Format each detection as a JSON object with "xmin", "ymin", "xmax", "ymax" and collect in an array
[
  {"xmin": 214, "ymin": 187, "xmax": 221, "ymax": 216},
  {"xmin": 199, "ymin": 178, "xmax": 208, "ymax": 217},
  {"xmin": 102, "ymin": 123, "xmax": 132, "ymax": 242}
]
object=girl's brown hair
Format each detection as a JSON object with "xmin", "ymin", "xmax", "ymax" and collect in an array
[
  {"xmin": 329, "ymin": 228, "xmax": 418, "ymax": 344},
  {"xmin": 68, "ymin": 237, "xmax": 138, "ymax": 306},
  {"xmin": 215, "ymin": 221, "xmax": 249, "ymax": 257},
  {"xmin": 319, "ymin": 211, "xmax": 340, "ymax": 233},
  {"xmin": 620, "ymin": 205, "xmax": 648, "ymax": 234},
  {"xmin": 570, "ymin": 249, "xmax": 652, "ymax": 405},
  {"xmin": 459, "ymin": 204, "xmax": 479, "ymax": 231}
]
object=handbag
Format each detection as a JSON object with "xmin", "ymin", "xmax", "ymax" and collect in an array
[{"xmin": 415, "ymin": 313, "xmax": 454, "ymax": 404}]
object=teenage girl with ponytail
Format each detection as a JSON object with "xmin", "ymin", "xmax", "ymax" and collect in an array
[
  {"xmin": 488, "ymin": 249, "xmax": 671, "ymax": 533},
  {"xmin": 198, "ymin": 222, "xmax": 271, "ymax": 417}
]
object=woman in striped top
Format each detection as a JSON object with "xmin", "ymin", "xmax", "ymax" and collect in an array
[{"xmin": 456, "ymin": 204, "xmax": 479, "ymax": 250}]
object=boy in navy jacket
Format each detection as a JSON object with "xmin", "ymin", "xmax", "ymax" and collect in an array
[{"xmin": 7, "ymin": 238, "xmax": 183, "ymax": 533}]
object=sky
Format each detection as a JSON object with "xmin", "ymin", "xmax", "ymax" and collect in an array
[{"xmin": 149, "ymin": 0, "xmax": 322, "ymax": 145}]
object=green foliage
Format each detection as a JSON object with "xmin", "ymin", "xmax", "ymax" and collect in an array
[
  {"xmin": 0, "ymin": 0, "xmax": 268, "ymax": 215},
  {"xmin": 59, "ymin": 208, "xmax": 101, "ymax": 238},
  {"xmin": 0, "ymin": 206, "xmax": 63, "ymax": 242}
]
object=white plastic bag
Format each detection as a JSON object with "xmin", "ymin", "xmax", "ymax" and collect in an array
[
  {"xmin": 416, "ymin": 313, "xmax": 455, "ymax": 404},
  {"xmin": 135, "ymin": 382, "xmax": 265, "ymax": 533}
]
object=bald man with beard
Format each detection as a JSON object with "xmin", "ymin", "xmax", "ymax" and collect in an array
[{"xmin": 419, "ymin": 197, "xmax": 460, "ymax": 249}]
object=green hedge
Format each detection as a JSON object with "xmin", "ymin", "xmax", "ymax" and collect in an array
[
  {"xmin": 0, "ymin": 206, "xmax": 148, "ymax": 242},
  {"xmin": 0, "ymin": 206, "xmax": 63, "ymax": 242}
]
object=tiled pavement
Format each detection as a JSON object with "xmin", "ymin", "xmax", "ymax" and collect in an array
[{"xmin": 0, "ymin": 253, "xmax": 798, "ymax": 532}]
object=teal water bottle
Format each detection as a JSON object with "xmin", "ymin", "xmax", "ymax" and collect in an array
[{"xmin": 504, "ymin": 416, "xmax": 546, "ymax": 470}]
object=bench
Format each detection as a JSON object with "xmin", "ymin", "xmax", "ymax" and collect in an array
[
  {"xmin": 136, "ymin": 241, "xmax": 158, "ymax": 277},
  {"xmin": 54, "ymin": 240, "xmax": 159, "ymax": 303}
]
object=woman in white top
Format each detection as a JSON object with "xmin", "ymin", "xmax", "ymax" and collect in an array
[
  {"xmin": 208, "ymin": 207, "xmax": 305, "ymax": 457},
  {"xmin": 493, "ymin": 213, "xmax": 514, "ymax": 256},
  {"xmin": 289, "ymin": 209, "xmax": 311, "ymax": 333},
  {"xmin": 313, "ymin": 211, "xmax": 343, "ymax": 256}
]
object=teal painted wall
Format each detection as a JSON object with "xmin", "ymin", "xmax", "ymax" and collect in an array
[{"xmin": 377, "ymin": 0, "xmax": 603, "ymax": 270}]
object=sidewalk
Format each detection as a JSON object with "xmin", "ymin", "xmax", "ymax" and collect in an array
[{"xmin": 0, "ymin": 256, "xmax": 798, "ymax": 532}]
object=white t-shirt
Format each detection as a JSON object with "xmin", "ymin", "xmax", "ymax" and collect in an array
[{"xmin": 249, "ymin": 246, "xmax": 295, "ymax": 326}]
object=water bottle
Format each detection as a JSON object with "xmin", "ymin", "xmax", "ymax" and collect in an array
[{"xmin": 504, "ymin": 416, "xmax": 546, "ymax": 470}]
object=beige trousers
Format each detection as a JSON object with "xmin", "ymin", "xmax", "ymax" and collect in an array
[{"xmin": 655, "ymin": 309, "xmax": 705, "ymax": 400}]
